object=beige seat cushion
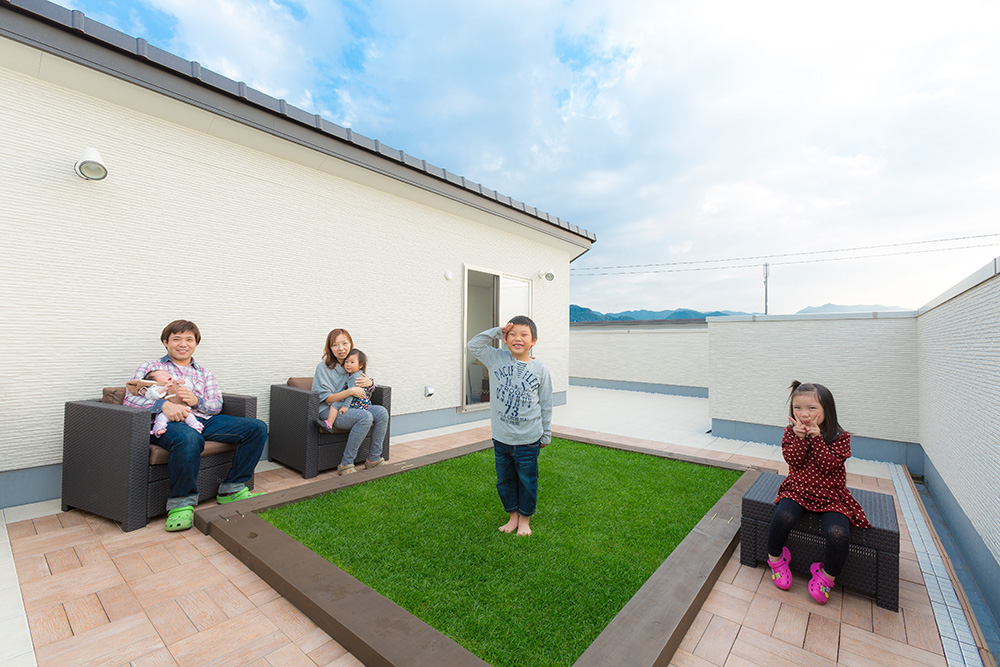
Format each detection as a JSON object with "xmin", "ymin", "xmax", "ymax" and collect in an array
[
  {"xmin": 149, "ymin": 440, "xmax": 238, "ymax": 466},
  {"xmin": 287, "ymin": 377, "xmax": 313, "ymax": 390},
  {"xmin": 102, "ymin": 387, "xmax": 128, "ymax": 405}
]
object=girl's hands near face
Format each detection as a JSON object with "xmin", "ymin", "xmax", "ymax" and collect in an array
[
  {"xmin": 806, "ymin": 422, "xmax": 822, "ymax": 437},
  {"xmin": 789, "ymin": 416, "xmax": 808, "ymax": 438}
]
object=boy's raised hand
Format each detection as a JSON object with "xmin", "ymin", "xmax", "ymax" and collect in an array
[{"xmin": 501, "ymin": 322, "xmax": 514, "ymax": 337}]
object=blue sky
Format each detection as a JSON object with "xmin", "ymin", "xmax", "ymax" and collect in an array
[{"xmin": 59, "ymin": 0, "xmax": 1000, "ymax": 314}]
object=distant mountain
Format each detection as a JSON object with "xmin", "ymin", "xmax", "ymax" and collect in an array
[
  {"xmin": 569, "ymin": 305, "xmax": 633, "ymax": 322},
  {"xmin": 796, "ymin": 303, "xmax": 908, "ymax": 314},
  {"xmin": 570, "ymin": 305, "xmax": 750, "ymax": 322},
  {"xmin": 571, "ymin": 303, "xmax": 910, "ymax": 322},
  {"xmin": 611, "ymin": 309, "xmax": 678, "ymax": 320}
]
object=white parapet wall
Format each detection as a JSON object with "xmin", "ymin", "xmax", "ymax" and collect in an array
[
  {"xmin": 568, "ymin": 321, "xmax": 709, "ymax": 396},
  {"xmin": 916, "ymin": 258, "xmax": 1000, "ymax": 591},
  {"xmin": 706, "ymin": 312, "xmax": 921, "ymax": 446}
]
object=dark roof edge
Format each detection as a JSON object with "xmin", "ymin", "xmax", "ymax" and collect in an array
[{"xmin": 0, "ymin": 0, "xmax": 596, "ymax": 246}]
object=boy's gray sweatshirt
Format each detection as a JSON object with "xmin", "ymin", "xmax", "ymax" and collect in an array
[{"xmin": 468, "ymin": 327, "xmax": 552, "ymax": 445}]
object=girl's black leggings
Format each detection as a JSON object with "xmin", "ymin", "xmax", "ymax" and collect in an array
[{"xmin": 766, "ymin": 498, "xmax": 851, "ymax": 578}]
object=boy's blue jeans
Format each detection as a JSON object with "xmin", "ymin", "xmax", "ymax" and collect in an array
[
  {"xmin": 152, "ymin": 414, "xmax": 268, "ymax": 510},
  {"xmin": 493, "ymin": 439, "xmax": 540, "ymax": 516}
]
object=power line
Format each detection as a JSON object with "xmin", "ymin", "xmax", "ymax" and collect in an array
[
  {"xmin": 571, "ymin": 241, "xmax": 1000, "ymax": 276},
  {"xmin": 570, "ymin": 232, "xmax": 1000, "ymax": 272}
]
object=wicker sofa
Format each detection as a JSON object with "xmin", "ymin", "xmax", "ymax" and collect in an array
[
  {"xmin": 62, "ymin": 388, "xmax": 258, "ymax": 532},
  {"xmin": 268, "ymin": 378, "xmax": 391, "ymax": 478},
  {"xmin": 740, "ymin": 471, "xmax": 900, "ymax": 611}
]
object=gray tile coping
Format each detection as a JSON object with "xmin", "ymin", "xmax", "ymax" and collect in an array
[{"xmin": 890, "ymin": 463, "xmax": 985, "ymax": 667}]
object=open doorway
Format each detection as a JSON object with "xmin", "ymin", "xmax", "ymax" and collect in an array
[{"xmin": 463, "ymin": 267, "xmax": 532, "ymax": 410}]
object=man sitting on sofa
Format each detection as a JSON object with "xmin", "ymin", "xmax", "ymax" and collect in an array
[{"xmin": 125, "ymin": 319, "xmax": 267, "ymax": 531}]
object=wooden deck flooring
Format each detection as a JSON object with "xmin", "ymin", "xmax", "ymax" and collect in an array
[{"xmin": 5, "ymin": 424, "xmax": 954, "ymax": 666}]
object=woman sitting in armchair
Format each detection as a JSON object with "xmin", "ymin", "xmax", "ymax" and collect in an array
[{"xmin": 312, "ymin": 328, "xmax": 389, "ymax": 475}]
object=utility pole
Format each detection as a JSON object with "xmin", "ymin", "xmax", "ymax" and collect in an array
[{"xmin": 763, "ymin": 263, "xmax": 769, "ymax": 315}]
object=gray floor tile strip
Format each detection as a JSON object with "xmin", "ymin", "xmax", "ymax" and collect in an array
[
  {"xmin": 891, "ymin": 463, "xmax": 984, "ymax": 667},
  {"xmin": 0, "ymin": 519, "xmax": 38, "ymax": 667}
]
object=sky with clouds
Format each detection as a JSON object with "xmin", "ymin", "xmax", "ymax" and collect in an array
[{"xmin": 60, "ymin": 0, "xmax": 1000, "ymax": 314}]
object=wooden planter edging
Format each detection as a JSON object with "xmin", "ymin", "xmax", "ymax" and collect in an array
[{"xmin": 195, "ymin": 435, "xmax": 763, "ymax": 667}]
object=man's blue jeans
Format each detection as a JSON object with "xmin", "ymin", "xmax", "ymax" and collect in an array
[
  {"xmin": 152, "ymin": 413, "xmax": 268, "ymax": 510},
  {"xmin": 493, "ymin": 439, "xmax": 540, "ymax": 517}
]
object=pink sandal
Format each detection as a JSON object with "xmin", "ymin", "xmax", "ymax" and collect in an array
[
  {"xmin": 808, "ymin": 562, "xmax": 835, "ymax": 604},
  {"xmin": 767, "ymin": 546, "xmax": 792, "ymax": 590}
]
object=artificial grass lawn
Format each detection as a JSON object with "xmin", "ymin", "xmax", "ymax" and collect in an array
[{"xmin": 261, "ymin": 438, "xmax": 742, "ymax": 667}]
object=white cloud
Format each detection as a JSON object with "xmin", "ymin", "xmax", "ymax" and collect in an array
[
  {"xmin": 899, "ymin": 88, "xmax": 957, "ymax": 106},
  {"xmin": 60, "ymin": 0, "xmax": 1000, "ymax": 313},
  {"xmin": 143, "ymin": 0, "xmax": 351, "ymax": 101}
]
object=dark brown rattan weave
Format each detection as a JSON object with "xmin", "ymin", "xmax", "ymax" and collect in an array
[
  {"xmin": 268, "ymin": 381, "xmax": 391, "ymax": 479},
  {"xmin": 62, "ymin": 393, "xmax": 257, "ymax": 532},
  {"xmin": 740, "ymin": 471, "xmax": 900, "ymax": 611}
]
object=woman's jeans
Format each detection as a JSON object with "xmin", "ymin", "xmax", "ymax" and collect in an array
[
  {"xmin": 493, "ymin": 439, "xmax": 540, "ymax": 517},
  {"xmin": 152, "ymin": 414, "xmax": 268, "ymax": 511},
  {"xmin": 333, "ymin": 405, "xmax": 389, "ymax": 467},
  {"xmin": 767, "ymin": 497, "xmax": 852, "ymax": 577}
]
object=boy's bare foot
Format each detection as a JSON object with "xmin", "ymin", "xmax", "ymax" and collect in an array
[
  {"xmin": 517, "ymin": 514, "xmax": 532, "ymax": 536},
  {"xmin": 499, "ymin": 513, "xmax": 518, "ymax": 533}
]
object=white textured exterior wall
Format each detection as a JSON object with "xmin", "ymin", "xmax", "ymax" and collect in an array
[
  {"xmin": 707, "ymin": 316, "xmax": 920, "ymax": 443},
  {"xmin": 917, "ymin": 269, "xmax": 1000, "ymax": 567},
  {"xmin": 0, "ymin": 49, "xmax": 575, "ymax": 472},
  {"xmin": 569, "ymin": 327, "xmax": 709, "ymax": 388}
]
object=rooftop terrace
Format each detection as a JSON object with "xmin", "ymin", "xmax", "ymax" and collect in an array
[{"xmin": 1, "ymin": 387, "xmax": 993, "ymax": 666}]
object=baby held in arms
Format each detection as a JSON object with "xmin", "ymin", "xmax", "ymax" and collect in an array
[{"xmin": 130, "ymin": 370, "xmax": 204, "ymax": 437}]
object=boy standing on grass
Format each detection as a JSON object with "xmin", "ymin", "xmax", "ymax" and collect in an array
[{"xmin": 468, "ymin": 316, "xmax": 552, "ymax": 536}]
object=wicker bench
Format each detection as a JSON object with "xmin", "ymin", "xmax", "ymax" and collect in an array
[{"xmin": 740, "ymin": 471, "xmax": 900, "ymax": 611}]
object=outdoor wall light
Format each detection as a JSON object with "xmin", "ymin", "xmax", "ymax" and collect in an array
[
  {"xmin": 538, "ymin": 269, "xmax": 555, "ymax": 281},
  {"xmin": 74, "ymin": 148, "xmax": 108, "ymax": 180}
]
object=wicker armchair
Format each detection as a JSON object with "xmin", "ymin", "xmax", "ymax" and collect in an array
[
  {"xmin": 62, "ymin": 390, "xmax": 258, "ymax": 532},
  {"xmin": 268, "ymin": 378, "xmax": 391, "ymax": 479}
]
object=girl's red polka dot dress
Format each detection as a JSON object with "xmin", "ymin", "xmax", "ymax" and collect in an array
[{"xmin": 775, "ymin": 426, "xmax": 872, "ymax": 528}]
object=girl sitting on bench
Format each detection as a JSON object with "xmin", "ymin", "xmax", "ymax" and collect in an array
[{"xmin": 766, "ymin": 381, "xmax": 871, "ymax": 604}]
